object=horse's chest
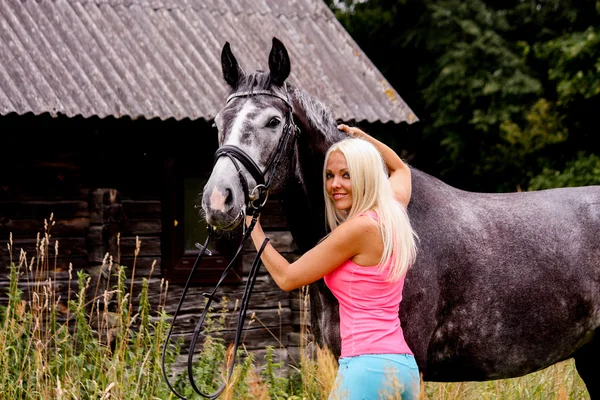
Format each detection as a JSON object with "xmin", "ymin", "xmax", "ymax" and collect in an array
[{"xmin": 313, "ymin": 285, "xmax": 342, "ymax": 355}]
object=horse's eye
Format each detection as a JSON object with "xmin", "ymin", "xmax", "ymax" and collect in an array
[{"xmin": 267, "ymin": 117, "xmax": 281, "ymax": 128}]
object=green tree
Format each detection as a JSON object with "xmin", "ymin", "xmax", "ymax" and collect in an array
[
  {"xmin": 529, "ymin": 152, "xmax": 600, "ymax": 189},
  {"xmin": 330, "ymin": 0, "xmax": 600, "ymax": 192}
]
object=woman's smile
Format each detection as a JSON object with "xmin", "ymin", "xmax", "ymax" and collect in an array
[{"xmin": 326, "ymin": 151, "xmax": 353, "ymax": 211}]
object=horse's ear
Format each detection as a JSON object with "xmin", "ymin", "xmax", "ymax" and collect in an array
[
  {"xmin": 268, "ymin": 37, "xmax": 291, "ymax": 86},
  {"xmin": 221, "ymin": 42, "xmax": 245, "ymax": 88}
]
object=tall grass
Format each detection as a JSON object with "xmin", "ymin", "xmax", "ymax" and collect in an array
[
  {"xmin": 0, "ymin": 216, "xmax": 590, "ymax": 399},
  {"xmin": 0, "ymin": 218, "xmax": 176, "ymax": 399},
  {"xmin": 0, "ymin": 217, "xmax": 330, "ymax": 399},
  {"xmin": 422, "ymin": 360, "xmax": 588, "ymax": 400}
]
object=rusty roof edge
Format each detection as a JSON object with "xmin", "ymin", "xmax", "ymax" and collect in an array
[{"xmin": 0, "ymin": 107, "xmax": 214, "ymax": 122}]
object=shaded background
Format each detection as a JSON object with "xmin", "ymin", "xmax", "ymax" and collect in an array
[{"xmin": 327, "ymin": 0, "xmax": 600, "ymax": 193}]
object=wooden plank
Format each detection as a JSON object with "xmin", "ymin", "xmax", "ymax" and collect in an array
[
  {"xmin": 122, "ymin": 220, "xmax": 161, "ymax": 235},
  {"xmin": 122, "ymin": 200, "xmax": 161, "ymax": 218},
  {"xmin": 118, "ymin": 236, "xmax": 161, "ymax": 257},
  {"xmin": 0, "ymin": 289, "xmax": 78, "ymax": 305},
  {"xmin": 258, "ymin": 213, "xmax": 289, "ymax": 230},
  {"xmin": 261, "ymin": 199, "xmax": 284, "ymax": 215},
  {"xmin": 167, "ymin": 325, "xmax": 294, "ymax": 351},
  {"xmin": 0, "ymin": 200, "xmax": 89, "ymax": 219},
  {"xmin": 119, "ymin": 256, "xmax": 161, "ymax": 275},
  {"xmin": 0, "ymin": 256, "xmax": 88, "ymax": 271},
  {"xmin": 0, "ymin": 261, "xmax": 114, "ymax": 282},
  {"xmin": 154, "ymin": 276, "xmax": 289, "ymax": 312},
  {"xmin": 0, "ymin": 237, "xmax": 87, "ymax": 259},
  {"xmin": 162, "ymin": 262, "xmax": 242, "ymax": 286},
  {"xmin": 89, "ymin": 189, "xmax": 121, "ymax": 225},
  {"xmin": 288, "ymin": 292, "xmax": 309, "ymax": 312},
  {"xmin": 161, "ymin": 307, "xmax": 291, "ymax": 332},
  {"xmin": 291, "ymin": 310, "xmax": 308, "ymax": 327},
  {"xmin": 0, "ymin": 217, "xmax": 89, "ymax": 238},
  {"xmin": 287, "ymin": 332, "xmax": 313, "ymax": 346},
  {"xmin": 0, "ymin": 187, "xmax": 90, "ymax": 202},
  {"xmin": 0, "ymin": 267, "xmax": 90, "ymax": 283},
  {"xmin": 0, "ymin": 286, "xmax": 300, "ymax": 356}
]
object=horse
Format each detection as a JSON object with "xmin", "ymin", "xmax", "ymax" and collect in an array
[{"xmin": 201, "ymin": 37, "xmax": 600, "ymax": 398}]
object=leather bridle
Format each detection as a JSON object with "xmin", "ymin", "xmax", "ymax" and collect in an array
[
  {"xmin": 162, "ymin": 84, "xmax": 300, "ymax": 400},
  {"xmin": 215, "ymin": 87, "xmax": 300, "ymax": 210}
]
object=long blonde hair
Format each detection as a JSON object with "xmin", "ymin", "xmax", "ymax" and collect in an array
[{"xmin": 323, "ymin": 138, "xmax": 418, "ymax": 282}]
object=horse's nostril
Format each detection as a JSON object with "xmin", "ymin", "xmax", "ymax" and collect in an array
[{"xmin": 224, "ymin": 188, "xmax": 233, "ymax": 205}]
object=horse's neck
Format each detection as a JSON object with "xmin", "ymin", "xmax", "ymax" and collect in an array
[{"xmin": 278, "ymin": 88, "xmax": 344, "ymax": 251}]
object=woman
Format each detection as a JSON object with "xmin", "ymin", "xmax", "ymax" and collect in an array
[{"xmin": 246, "ymin": 124, "xmax": 420, "ymax": 399}]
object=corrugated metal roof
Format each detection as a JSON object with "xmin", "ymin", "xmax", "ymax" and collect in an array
[{"xmin": 0, "ymin": 0, "xmax": 418, "ymax": 124}]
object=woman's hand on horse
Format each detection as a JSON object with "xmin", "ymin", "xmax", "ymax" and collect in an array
[{"xmin": 338, "ymin": 124, "xmax": 366, "ymax": 139}]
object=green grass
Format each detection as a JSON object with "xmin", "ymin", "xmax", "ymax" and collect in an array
[
  {"xmin": 0, "ymin": 232, "xmax": 175, "ymax": 399},
  {"xmin": 0, "ymin": 219, "xmax": 590, "ymax": 399},
  {"xmin": 422, "ymin": 360, "xmax": 589, "ymax": 400}
]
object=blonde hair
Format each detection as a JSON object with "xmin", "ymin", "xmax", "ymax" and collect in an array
[{"xmin": 323, "ymin": 138, "xmax": 418, "ymax": 282}]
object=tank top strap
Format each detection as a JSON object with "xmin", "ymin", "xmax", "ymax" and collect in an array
[{"xmin": 358, "ymin": 209, "xmax": 379, "ymax": 222}]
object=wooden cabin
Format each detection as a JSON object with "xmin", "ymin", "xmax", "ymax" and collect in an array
[{"xmin": 0, "ymin": 0, "xmax": 416, "ymax": 369}]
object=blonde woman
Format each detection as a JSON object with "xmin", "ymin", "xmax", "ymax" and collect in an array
[{"xmin": 246, "ymin": 124, "xmax": 419, "ymax": 399}]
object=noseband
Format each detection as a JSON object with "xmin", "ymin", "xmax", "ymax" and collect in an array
[{"xmin": 162, "ymin": 85, "xmax": 300, "ymax": 400}]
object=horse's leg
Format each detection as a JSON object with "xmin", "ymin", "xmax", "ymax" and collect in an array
[{"xmin": 574, "ymin": 335, "xmax": 600, "ymax": 399}]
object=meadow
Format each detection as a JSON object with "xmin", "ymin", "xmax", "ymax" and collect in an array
[{"xmin": 0, "ymin": 224, "xmax": 589, "ymax": 399}]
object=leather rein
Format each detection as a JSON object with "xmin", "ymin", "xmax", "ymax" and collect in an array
[{"xmin": 162, "ymin": 85, "xmax": 299, "ymax": 400}]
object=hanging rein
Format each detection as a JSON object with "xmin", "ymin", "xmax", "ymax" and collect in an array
[{"xmin": 162, "ymin": 86, "xmax": 300, "ymax": 400}]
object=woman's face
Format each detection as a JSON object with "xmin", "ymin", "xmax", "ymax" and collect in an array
[{"xmin": 325, "ymin": 151, "xmax": 353, "ymax": 212}]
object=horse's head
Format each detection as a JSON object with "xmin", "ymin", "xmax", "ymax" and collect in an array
[{"xmin": 202, "ymin": 37, "xmax": 297, "ymax": 230}]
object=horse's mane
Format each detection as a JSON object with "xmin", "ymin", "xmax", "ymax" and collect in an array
[
  {"xmin": 232, "ymin": 71, "xmax": 341, "ymax": 144},
  {"xmin": 233, "ymin": 71, "xmax": 273, "ymax": 93},
  {"xmin": 289, "ymin": 85, "xmax": 341, "ymax": 144}
]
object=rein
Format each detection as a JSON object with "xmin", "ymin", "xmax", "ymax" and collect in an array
[{"xmin": 162, "ymin": 85, "xmax": 299, "ymax": 400}]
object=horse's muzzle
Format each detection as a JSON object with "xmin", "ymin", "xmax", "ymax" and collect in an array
[{"xmin": 202, "ymin": 187, "xmax": 244, "ymax": 230}]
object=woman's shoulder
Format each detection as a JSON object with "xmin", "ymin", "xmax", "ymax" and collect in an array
[
  {"xmin": 357, "ymin": 209, "xmax": 379, "ymax": 221},
  {"xmin": 338, "ymin": 211, "xmax": 379, "ymax": 235},
  {"xmin": 338, "ymin": 211, "xmax": 383, "ymax": 263},
  {"xmin": 325, "ymin": 215, "xmax": 378, "ymax": 253}
]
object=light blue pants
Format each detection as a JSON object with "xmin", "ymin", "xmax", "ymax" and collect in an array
[{"xmin": 329, "ymin": 354, "xmax": 420, "ymax": 400}]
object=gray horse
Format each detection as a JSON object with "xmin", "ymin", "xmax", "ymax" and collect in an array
[{"xmin": 201, "ymin": 37, "xmax": 600, "ymax": 398}]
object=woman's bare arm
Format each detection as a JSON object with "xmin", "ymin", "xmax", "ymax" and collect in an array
[{"xmin": 247, "ymin": 215, "xmax": 377, "ymax": 291}]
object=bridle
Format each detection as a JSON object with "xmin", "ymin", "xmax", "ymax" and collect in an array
[
  {"xmin": 162, "ymin": 84, "xmax": 300, "ymax": 400},
  {"xmin": 216, "ymin": 87, "xmax": 300, "ymax": 210}
]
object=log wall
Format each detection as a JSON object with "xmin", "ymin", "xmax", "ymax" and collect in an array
[{"xmin": 0, "ymin": 113, "xmax": 308, "ymax": 374}]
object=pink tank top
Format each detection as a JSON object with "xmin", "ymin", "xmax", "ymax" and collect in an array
[{"xmin": 323, "ymin": 211, "xmax": 413, "ymax": 358}]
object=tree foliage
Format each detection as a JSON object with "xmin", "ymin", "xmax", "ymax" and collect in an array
[{"xmin": 328, "ymin": 0, "xmax": 600, "ymax": 192}]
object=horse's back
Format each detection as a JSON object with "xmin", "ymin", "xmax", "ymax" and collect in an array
[
  {"xmin": 410, "ymin": 169, "xmax": 600, "ymax": 256},
  {"xmin": 404, "ymin": 169, "xmax": 600, "ymax": 381}
]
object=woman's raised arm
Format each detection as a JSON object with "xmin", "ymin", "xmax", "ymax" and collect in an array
[{"xmin": 337, "ymin": 124, "xmax": 412, "ymax": 207}]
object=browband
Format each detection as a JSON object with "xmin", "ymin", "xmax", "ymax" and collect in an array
[{"xmin": 226, "ymin": 89, "xmax": 292, "ymax": 109}]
